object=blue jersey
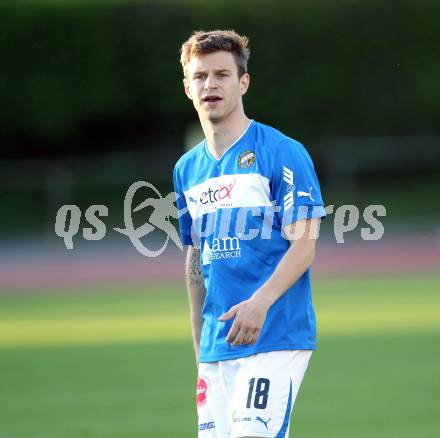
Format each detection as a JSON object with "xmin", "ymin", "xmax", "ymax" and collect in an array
[{"xmin": 173, "ymin": 121, "xmax": 325, "ymax": 363}]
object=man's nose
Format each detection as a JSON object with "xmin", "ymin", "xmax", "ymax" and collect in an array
[{"xmin": 204, "ymin": 73, "xmax": 218, "ymax": 90}]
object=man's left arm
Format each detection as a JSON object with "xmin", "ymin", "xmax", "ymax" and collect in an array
[{"xmin": 219, "ymin": 217, "xmax": 320, "ymax": 346}]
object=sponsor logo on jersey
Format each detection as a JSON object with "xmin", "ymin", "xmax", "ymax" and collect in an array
[
  {"xmin": 198, "ymin": 421, "xmax": 215, "ymax": 431},
  {"xmin": 256, "ymin": 416, "xmax": 272, "ymax": 429},
  {"xmin": 200, "ymin": 179, "xmax": 236, "ymax": 205},
  {"xmin": 184, "ymin": 174, "xmax": 272, "ymax": 220},
  {"xmin": 238, "ymin": 150, "xmax": 256, "ymax": 169},
  {"xmin": 298, "ymin": 186, "xmax": 315, "ymax": 202},
  {"xmin": 202, "ymin": 237, "xmax": 241, "ymax": 265},
  {"xmin": 232, "ymin": 410, "xmax": 252, "ymax": 423},
  {"xmin": 283, "ymin": 166, "xmax": 295, "ymax": 210},
  {"xmin": 196, "ymin": 376, "xmax": 209, "ymax": 408}
]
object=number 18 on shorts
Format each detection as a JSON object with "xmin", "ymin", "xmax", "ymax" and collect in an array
[{"xmin": 197, "ymin": 350, "xmax": 312, "ymax": 438}]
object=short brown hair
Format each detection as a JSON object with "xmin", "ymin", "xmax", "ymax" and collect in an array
[{"xmin": 180, "ymin": 30, "xmax": 250, "ymax": 78}]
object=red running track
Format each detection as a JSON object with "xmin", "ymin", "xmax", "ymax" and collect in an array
[{"xmin": 0, "ymin": 237, "xmax": 439, "ymax": 291}]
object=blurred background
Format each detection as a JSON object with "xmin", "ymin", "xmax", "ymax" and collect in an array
[{"xmin": 0, "ymin": 0, "xmax": 439, "ymax": 437}]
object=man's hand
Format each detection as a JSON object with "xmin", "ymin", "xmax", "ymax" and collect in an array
[
  {"xmin": 217, "ymin": 219, "xmax": 319, "ymax": 348},
  {"xmin": 218, "ymin": 294, "xmax": 272, "ymax": 347}
]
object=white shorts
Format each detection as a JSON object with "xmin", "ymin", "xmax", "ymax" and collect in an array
[{"xmin": 196, "ymin": 350, "xmax": 312, "ymax": 438}]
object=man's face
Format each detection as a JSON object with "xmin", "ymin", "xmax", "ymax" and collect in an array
[{"xmin": 184, "ymin": 51, "xmax": 250, "ymax": 123}]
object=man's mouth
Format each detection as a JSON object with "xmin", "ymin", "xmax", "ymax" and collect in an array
[{"xmin": 202, "ymin": 95, "xmax": 222, "ymax": 103}]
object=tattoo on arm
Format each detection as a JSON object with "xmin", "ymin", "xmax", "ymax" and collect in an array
[{"xmin": 186, "ymin": 248, "xmax": 203, "ymax": 286}]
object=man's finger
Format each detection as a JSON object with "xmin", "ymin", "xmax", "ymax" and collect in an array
[
  {"xmin": 218, "ymin": 305, "xmax": 237, "ymax": 321},
  {"xmin": 247, "ymin": 329, "xmax": 259, "ymax": 345},
  {"xmin": 244, "ymin": 332, "xmax": 254, "ymax": 345},
  {"xmin": 226, "ymin": 320, "xmax": 240, "ymax": 343},
  {"xmin": 231, "ymin": 327, "xmax": 247, "ymax": 346}
]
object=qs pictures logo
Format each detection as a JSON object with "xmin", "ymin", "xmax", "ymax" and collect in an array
[{"xmin": 55, "ymin": 181, "xmax": 185, "ymax": 257}]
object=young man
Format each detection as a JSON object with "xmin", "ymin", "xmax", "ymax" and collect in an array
[{"xmin": 173, "ymin": 30, "xmax": 326, "ymax": 438}]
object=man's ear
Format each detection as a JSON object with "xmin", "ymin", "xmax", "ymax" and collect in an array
[
  {"xmin": 240, "ymin": 73, "xmax": 250, "ymax": 96},
  {"xmin": 183, "ymin": 78, "xmax": 193, "ymax": 100}
]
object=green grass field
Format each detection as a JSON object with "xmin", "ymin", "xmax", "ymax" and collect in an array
[{"xmin": 0, "ymin": 274, "xmax": 439, "ymax": 438}]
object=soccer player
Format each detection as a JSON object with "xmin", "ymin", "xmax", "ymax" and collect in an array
[{"xmin": 173, "ymin": 30, "xmax": 326, "ymax": 438}]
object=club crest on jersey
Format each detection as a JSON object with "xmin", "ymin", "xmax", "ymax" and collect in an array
[
  {"xmin": 238, "ymin": 150, "xmax": 256, "ymax": 169},
  {"xmin": 283, "ymin": 166, "xmax": 295, "ymax": 210}
]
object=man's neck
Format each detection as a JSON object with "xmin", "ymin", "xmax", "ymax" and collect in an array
[{"xmin": 201, "ymin": 112, "xmax": 251, "ymax": 160}]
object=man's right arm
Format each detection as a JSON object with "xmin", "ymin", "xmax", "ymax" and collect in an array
[{"xmin": 185, "ymin": 246, "xmax": 206, "ymax": 363}]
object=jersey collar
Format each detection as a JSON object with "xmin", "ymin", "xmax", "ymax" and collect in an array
[{"xmin": 204, "ymin": 119, "xmax": 255, "ymax": 163}]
